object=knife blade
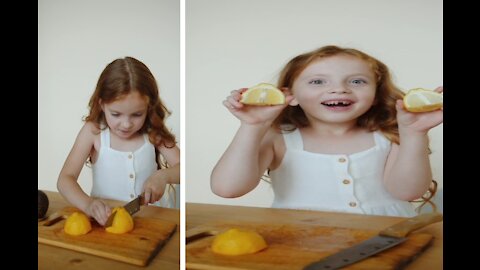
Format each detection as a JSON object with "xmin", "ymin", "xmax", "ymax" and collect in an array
[
  {"xmin": 303, "ymin": 212, "xmax": 443, "ymax": 270},
  {"xmin": 104, "ymin": 195, "xmax": 144, "ymax": 227}
]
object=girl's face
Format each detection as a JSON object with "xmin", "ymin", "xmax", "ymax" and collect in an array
[
  {"xmin": 290, "ymin": 55, "xmax": 376, "ymax": 125},
  {"xmin": 101, "ymin": 91, "xmax": 148, "ymax": 139}
]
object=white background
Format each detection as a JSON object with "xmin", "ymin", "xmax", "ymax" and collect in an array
[
  {"xmin": 186, "ymin": 0, "xmax": 443, "ymax": 207},
  {"xmin": 38, "ymin": 0, "xmax": 180, "ymax": 194}
]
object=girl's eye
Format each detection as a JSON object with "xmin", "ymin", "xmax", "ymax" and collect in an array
[
  {"xmin": 309, "ymin": 79, "xmax": 325, "ymax": 85},
  {"xmin": 132, "ymin": 113, "xmax": 143, "ymax": 117},
  {"xmin": 351, "ymin": 79, "xmax": 367, "ymax": 85},
  {"xmin": 111, "ymin": 113, "xmax": 120, "ymax": 117}
]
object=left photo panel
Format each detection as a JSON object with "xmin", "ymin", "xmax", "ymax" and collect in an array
[{"xmin": 38, "ymin": 0, "xmax": 180, "ymax": 268}]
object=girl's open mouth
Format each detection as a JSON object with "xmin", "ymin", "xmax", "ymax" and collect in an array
[{"xmin": 321, "ymin": 100, "xmax": 353, "ymax": 107}]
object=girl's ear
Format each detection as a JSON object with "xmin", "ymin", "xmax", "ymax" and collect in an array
[
  {"xmin": 289, "ymin": 97, "xmax": 299, "ymax": 106},
  {"xmin": 99, "ymin": 99, "xmax": 105, "ymax": 111},
  {"xmin": 281, "ymin": 87, "xmax": 299, "ymax": 106}
]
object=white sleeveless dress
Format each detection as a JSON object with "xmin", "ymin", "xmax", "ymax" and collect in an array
[
  {"xmin": 91, "ymin": 128, "xmax": 175, "ymax": 208},
  {"xmin": 269, "ymin": 129, "xmax": 417, "ymax": 217}
]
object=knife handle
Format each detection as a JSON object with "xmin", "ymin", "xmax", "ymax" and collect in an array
[
  {"xmin": 379, "ymin": 212, "xmax": 443, "ymax": 238},
  {"xmin": 186, "ymin": 226, "xmax": 220, "ymax": 244},
  {"xmin": 42, "ymin": 213, "xmax": 66, "ymax": 226}
]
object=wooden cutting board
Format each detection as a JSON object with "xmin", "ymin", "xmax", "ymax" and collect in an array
[
  {"xmin": 38, "ymin": 207, "xmax": 177, "ymax": 266},
  {"xmin": 186, "ymin": 222, "xmax": 434, "ymax": 270}
]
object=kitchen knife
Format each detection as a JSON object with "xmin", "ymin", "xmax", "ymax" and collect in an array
[
  {"xmin": 104, "ymin": 194, "xmax": 145, "ymax": 227},
  {"xmin": 303, "ymin": 212, "xmax": 443, "ymax": 270}
]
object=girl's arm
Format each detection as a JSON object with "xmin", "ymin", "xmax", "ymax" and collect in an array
[
  {"xmin": 211, "ymin": 88, "xmax": 293, "ymax": 197},
  {"xmin": 383, "ymin": 136, "xmax": 433, "ymax": 200},
  {"xmin": 383, "ymin": 87, "xmax": 443, "ymax": 200},
  {"xmin": 143, "ymin": 144, "xmax": 180, "ymax": 204},
  {"xmin": 211, "ymin": 122, "xmax": 276, "ymax": 198},
  {"xmin": 57, "ymin": 122, "xmax": 111, "ymax": 225}
]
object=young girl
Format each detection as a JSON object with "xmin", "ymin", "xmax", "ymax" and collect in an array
[
  {"xmin": 58, "ymin": 57, "xmax": 180, "ymax": 225},
  {"xmin": 211, "ymin": 45, "xmax": 442, "ymax": 217}
]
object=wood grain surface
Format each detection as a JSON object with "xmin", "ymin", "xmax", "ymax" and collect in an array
[
  {"xmin": 186, "ymin": 203, "xmax": 442, "ymax": 270},
  {"xmin": 186, "ymin": 222, "xmax": 433, "ymax": 270},
  {"xmin": 39, "ymin": 207, "xmax": 176, "ymax": 266}
]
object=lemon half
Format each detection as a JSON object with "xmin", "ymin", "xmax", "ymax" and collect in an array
[
  {"xmin": 105, "ymin": 207, "xmax": 134, "ymax": 234},
  {"xmin": 403, "ymin": 88, "xmax": 443, "ymax": 112},
  {"xmin": 240, "ymin": 83, "xmax": 285, "ymax": 105},
  {"xmin": 64, "ymin": 212, "xmax": 92, "ymax": 236},
  {"xmin": 211, "ymin": 228, "xmax": 268, "ymax": 256}
]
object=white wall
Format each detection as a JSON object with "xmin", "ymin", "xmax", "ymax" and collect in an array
[
  {"xmin": 186, "ymin": 0, "xmax": 443, "ymax": 206},
  {"xmin": 38, "ymin": 0, "xmax": 180, "ymax": 194}
]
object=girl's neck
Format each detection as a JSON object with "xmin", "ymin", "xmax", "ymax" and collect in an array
[{"xmin": 304, "ymin": 121, "xmax": 361, "ymax": 136}]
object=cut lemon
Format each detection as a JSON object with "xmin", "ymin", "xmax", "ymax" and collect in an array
[
  {"xmin": 211, "ymin": 228, "xmax": 268, "ymax": 256},
  {"xmin": 64, "ymin": 212, "xmax": 92, "ymax": 236},
  {"xmin": 240, "ymin": 83, "xmax": 285, "ymax": 105},
  {"xmin": 403, "ymin": 88, "xmax": 443, "ymax": 112},
  {"xmin": 105, "ymin": 207, "xmax": 134, "ymax": 234}
]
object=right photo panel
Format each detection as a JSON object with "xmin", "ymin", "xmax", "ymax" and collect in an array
[{"xmin": 185, "ymin": 0, "xmax": 443, "ymax": 269}]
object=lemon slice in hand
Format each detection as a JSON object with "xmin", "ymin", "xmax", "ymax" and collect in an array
[
  {"xmin": 403, "ymin": 88, "xmax": 443, "ymax": 112},
  {"xmin": 105, "ymin": 207, "xmax": 134, "ymax": 234},
  {"xmin": 240, "ymin": 83, "xmax": 285, "ymax": 105},
  {"xmin": 211, "ymin": 228, "xmax": 268, "ymax": 255},
  {"xmin": 64, "ymin": 212, "xmax": 92, "ymax": 236}
]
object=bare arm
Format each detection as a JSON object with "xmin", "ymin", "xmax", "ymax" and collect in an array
[
  {"xmin": 211, "ymin": 122, "xmax": 275, "ymax": 198},
  {"xmin": 57, "ymin": 122, "xmax": 111, "ymax": 224},
  {"xmin": 210, "ymin": 88, "xmax": 292, "ymax": 198},
  {"xmin": 384, "ymin": 137, "xmax": 433, "ymax": 200},
  {"xmin": 143, "ymin": 144, "xmax": 180, "ymax": 204},
  {"xmin": 384, "ymin": 87, "xmax": 443, "ymax": 200}
]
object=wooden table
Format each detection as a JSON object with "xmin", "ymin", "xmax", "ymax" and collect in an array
[
  {"xmin": 38, "ymin": 191, "xmax": 179, "ymax": 270},
  {"xmin": 186, "ymin": 203, "xmax": 442, "ymax": 270}
]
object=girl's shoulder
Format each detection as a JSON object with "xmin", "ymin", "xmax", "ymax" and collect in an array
[
  {"xmin": 267, "ymin": 127, "xmax": 289, "ymax": 170},
  {"xmin": 77, "ymin": 122, "xmax": 102, "ymax": 149},
  {"xmin": 81, "ymin": 121, "xmax": 102, "ymax": 136},
  {"xmin": 269, "ymin": 126, "xmax": 300, "ymax": 144},
  {"xmin": 265, "ymin": 127, "xmax": 286, "ymax": 144},
  {"xmin": 156, "ymin": 140, "xmax": 180, "ymax": 166}
]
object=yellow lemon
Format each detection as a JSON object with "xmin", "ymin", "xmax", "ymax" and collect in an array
[
  {"xmin": 240, "ymin": 83, "xmax": 285, "ymax": 105},
  {"xmin": 403, "ymin": 88, "xmax": 443, "ymax": 112},
  {"xmin": 105, "ymin": 207, "xmax": 134, "ymax": 234},
  {"xmin": 64, "ymin": 212, "xmax": 92, "ymax": 236},
  {"xmin": 211, "ymin": 228, "xmax": 268, "ymax": 255}
]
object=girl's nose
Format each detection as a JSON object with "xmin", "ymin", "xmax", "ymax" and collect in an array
[
  {"xmin": 122, "ymin": 121, "xmax": 133, "ymax": 128},
  {"xmin": 328, "ymin": 85, "xmax": 350, "ymax": 94}
]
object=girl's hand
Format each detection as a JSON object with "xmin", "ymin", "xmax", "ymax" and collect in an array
[
  {"xmin": 142, "ymin": 173, "xmax": 167, "ymax": 205},
  {"xmin": 223, "ymin": 88, "xmax": 294, "ymax": 125},
  {"xmin": 85, "ymin": 199, "xmax": 111, "ymax": 226},
  {"xmin": 396, "ymin": 86, "xmax": 443, "ymax": 135}
]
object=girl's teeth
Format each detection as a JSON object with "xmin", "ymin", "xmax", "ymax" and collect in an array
[{"xmin": 323, "ymin": 101, "xmax": 351, "ymax": 106}]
